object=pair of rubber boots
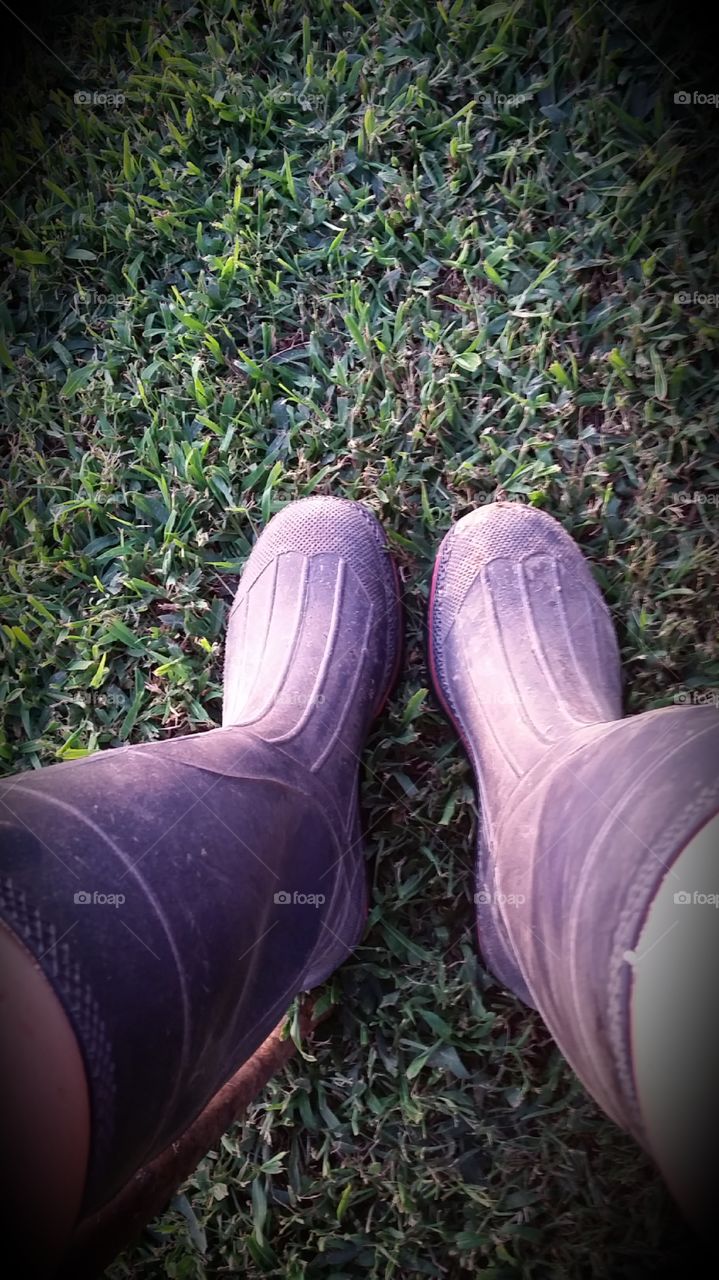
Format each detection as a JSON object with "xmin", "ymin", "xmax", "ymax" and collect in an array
[{"xmin": 1, "ymin": 496, "xmax": 717, "ymax": 1216}]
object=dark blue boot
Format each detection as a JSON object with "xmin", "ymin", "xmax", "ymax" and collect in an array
[{"xmin": 0, "ymin": 496, "xmax": 401, "ymax": 1213}]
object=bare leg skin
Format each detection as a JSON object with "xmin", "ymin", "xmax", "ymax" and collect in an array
[
  {"xmin": 0, "ymin": 922, "xmax": 90, "ymax": 1274},
  {"xmin": 631, "ymin": 811, "xmax": 719, "ymax": 1228}
]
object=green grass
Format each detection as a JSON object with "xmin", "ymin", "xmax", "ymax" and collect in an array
[{"xmin": 2, "ymin": 0, "xmax": 718, "ymax": 1275}]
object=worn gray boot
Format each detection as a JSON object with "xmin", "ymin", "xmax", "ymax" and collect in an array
[{"xmin": 428, "ymin": 502, "xmax": 719, "ymax": 1146}]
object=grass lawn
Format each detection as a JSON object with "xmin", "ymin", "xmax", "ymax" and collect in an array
[{"xmin": 1, "ymin": 1, "xmax": 718, "ymax": 1275}]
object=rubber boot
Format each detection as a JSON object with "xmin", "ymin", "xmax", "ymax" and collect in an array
[
  {"xmin": 0, "ymin": 496, "xmax": 401, "ymax": 1214},
  {"xmin": 428, "ymin": 502, "xmax": 719, "ymax": 1147}
]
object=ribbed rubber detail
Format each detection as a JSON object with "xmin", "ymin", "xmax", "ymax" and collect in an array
[
  {"xmin": 430, "ymin": 503, "xmax": 623, "ymax": 823},
  {"xmin": 223, "ymin": 497, "xmax": 400, "ymax": 773},
  {"xmin": 490, "ymin": 707, "xmax": 719, "ymax": 1147},
  {"xmin": 223, "ymin": 496, "xmax": 401, "ymax": 989}
]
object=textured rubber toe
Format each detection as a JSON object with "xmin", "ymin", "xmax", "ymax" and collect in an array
[
  {"xmin": 224, "ymin": 495, "xmax": 401, "ymax": 743},
  {"xmin": 428, "ymin": 502, "xmax": 623, "ymax": 831}
]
